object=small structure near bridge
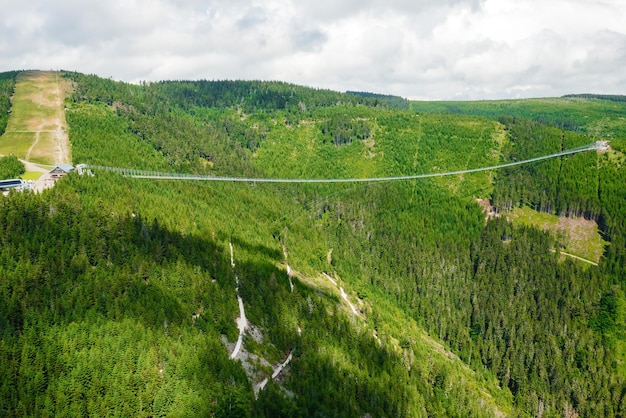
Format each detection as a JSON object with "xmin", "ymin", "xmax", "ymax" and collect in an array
[
  {"xmin": 594, "ymin": 141, "xmax": 610, "ymax": 151},
  {"xmin": 49, "ymin": 164, "xmax": 75, "ymax": 180}
]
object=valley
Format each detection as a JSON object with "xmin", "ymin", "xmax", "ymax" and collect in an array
[{"xmin": 0, "ymin": 70, "xmax": 625, "ymax": 417}]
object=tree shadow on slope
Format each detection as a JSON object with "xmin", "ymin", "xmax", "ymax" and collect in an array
[
  {"xmin": 229, "ymin": 234, "xmax": 283, "ymax": 263},
  {"xmin": 0, "ymin": 190, "xmax": 488, "ymax": 417},
  {"xmin": 0, "ymin": 191, "xmax": 243, "ymax": 336}
]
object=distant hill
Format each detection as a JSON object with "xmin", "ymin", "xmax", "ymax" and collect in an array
[
  {"xmin": 411, "ymin": 96, "xmax": 626, "ymax": 141},
  {"xmin": 346, "ymin": 90, "xmax": 410, "ymax": 109},
  {"xmin": 563, "ymin": 93, "xmax": 626, "ymax": 103}
]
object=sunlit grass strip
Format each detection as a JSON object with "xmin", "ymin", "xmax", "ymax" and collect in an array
[
  {"xmin": 20, "ymin": 171, "xmax": 43, "ymax": 181},
  {"xmin": 6, "ymin": 71, "xmax": 63, "ymax": 131},
  {"xmin": 0, "ymin": 132, "xmax": 34, "ymax": 159},
  {"xmin": 26, "ymin": 132, "xmax": 58, "ymax": 165}
]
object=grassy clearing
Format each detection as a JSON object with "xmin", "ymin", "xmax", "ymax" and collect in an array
[
  {"xmin": 27, "ymin": 132, "xmax": 58, "ymax": 165},
  {"xmin": 507, "ymin": 206, "xmax": 606, "ymax": 264},
  {"xmin": 0, "ymin": 132, "xmax": 35, "ymax": 158},
  {"xmin": 6, "ymin": 73, "xmax": 62, "ymax": 131},
  {"xmin": 0, "ymin": 71, "xmax": 70, "ymax": 164},
  {"xmin": 21, "ymin": 172, "xmax": 42, "ymax": 181},
  {"xmin": 0, "ymin": 132, "xmax": 58, "ymax": 165}
]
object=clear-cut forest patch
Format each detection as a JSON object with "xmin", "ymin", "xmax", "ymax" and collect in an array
[{"xmin": 507, "ymin": 206, "xmax": 606, "ymax": 264}]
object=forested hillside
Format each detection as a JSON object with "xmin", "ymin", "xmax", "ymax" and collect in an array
[
  {"xmin": 1, "ymin": 70, "xmax": 625, "ymax": 416},
  {"xmin": 0, "ymin": 71, "xmax": 18, "ymax": 135},
  {"xmin": 411, "ymin": 97, "xmax": 626, "ymax": 152}
]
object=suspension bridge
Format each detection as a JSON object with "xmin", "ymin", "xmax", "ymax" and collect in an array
[{"xmin": 78, "ymin": 141, "xmax": 607, "ymax": 184}]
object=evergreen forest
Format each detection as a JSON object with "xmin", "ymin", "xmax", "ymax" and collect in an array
[{"xmin": 1, "ymin": 70, "xmax": 625, "ymax": 417}]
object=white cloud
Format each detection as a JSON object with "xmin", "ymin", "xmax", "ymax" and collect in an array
[{"xmin": 0, "ymin": 0, "xmax": 625, "ymax": 99}]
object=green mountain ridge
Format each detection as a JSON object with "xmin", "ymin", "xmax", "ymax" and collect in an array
[{"xmin": 1, "ymin": 70, "xmax": 625, "ymax": 417}]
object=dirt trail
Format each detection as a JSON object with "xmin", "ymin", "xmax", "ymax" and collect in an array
[
  {"xmin": 0, "ymin": 155, "xmax": 49, "ymax": 174},
  {"xmin": 550, "ymin": 249, "xmax": 599, "ymax": 266},
  {"xmin": 20, "ymin": 159, "xmax": 50, "ymax": 173},
  {"xmin": 52, "ymin": 71, "xmax": 71, "ymax": 165},
  {"xmin": 25, "ymin": 132, "xmax": 41, "ymax": 161}
]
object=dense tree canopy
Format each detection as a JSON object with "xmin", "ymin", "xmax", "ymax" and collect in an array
[
  {"xmin": 0, "ymin": 71, "xmax": 18, "ymax": 135},
  {"xmin": 0, "ymin": 155, "xmax": 25, "ymax": 179}
]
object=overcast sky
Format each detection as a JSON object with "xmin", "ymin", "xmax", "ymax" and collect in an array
[{"xmin": 1, "ymin": 0, "xmax": 625, "ymax": 99}]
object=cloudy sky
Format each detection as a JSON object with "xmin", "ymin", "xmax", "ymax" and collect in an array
[{"xmin": 2, "ymin": 0, "xmax": 625, "ymax": 99}]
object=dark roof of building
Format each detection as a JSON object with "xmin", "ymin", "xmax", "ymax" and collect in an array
[
  {"xmin": 0, "ymin": 179, "xmax": 24, "ymax": 186},
  {"xmin": 50, "ymin": 164, "xmax": 75, "ymax": 173}
]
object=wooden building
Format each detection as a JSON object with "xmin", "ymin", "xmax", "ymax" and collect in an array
[{"xmin": 49, "ymin": 164, "xmax": 75, "ymax": 180}]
